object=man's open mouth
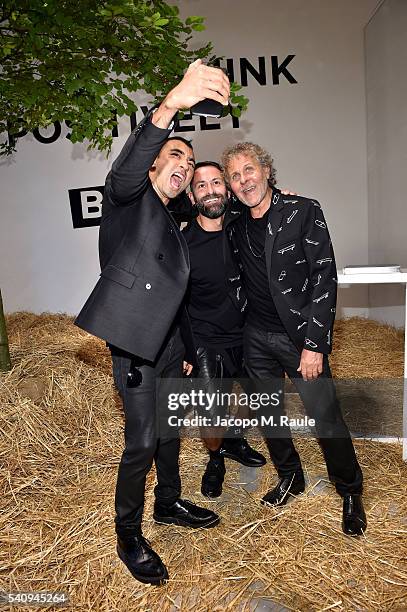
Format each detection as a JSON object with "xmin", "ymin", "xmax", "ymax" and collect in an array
[
  {"xmin": 203, "ymin": 196, "xmax": 221, "ymax": 205},
  {"xmin": 243, "ymin": 185, "xmax": 256, "ymax": 194},
  {"xmin": 170, "ymin": 172, "xmax": 185, "ymax": 190}
]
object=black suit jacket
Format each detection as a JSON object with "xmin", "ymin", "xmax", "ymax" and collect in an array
[
  {"xmin": 75, "ymin": 111, "xmax": 196, "ymax": 364},
  {"xmin": 224, "ymin": 188, "xmax": 337, "ymax": 354}
]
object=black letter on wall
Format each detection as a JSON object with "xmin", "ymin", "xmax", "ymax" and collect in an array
[
  {"xmin": 271, "ymin": 55, "xmax": 297, "ymax": 84},
  {"xmin": 240, "ymin": 57, "xmax": 266, "ymax": 86},
  {"xmin": 33, "ymin": 121, "xmax": 62, "ymax": 144},
  {"xmin": 174, "ymin": 111, "xmax": 195, "ymax": 132}
]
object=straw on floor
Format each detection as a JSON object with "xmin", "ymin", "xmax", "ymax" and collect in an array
[{"xmin": 0, "ymin": 314, "xmax": 406, "ymax": 611}]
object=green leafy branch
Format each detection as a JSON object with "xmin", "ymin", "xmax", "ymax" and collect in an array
[{"xmin": 0, "ymin": 0, "xmax": 249, "ymax": 156}]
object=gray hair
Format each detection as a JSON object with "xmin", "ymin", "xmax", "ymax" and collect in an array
[{"xmin": 221, "ymin": 142, "xmax": 277, "ymax": 187}]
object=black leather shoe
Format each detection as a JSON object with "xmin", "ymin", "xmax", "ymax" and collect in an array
[
  {"xmin": 261, "ymin": 472, "xmax": 305, "ymax": 506},
  {"xmin": 219, "ymin": 437, "xmax": 267, "ymax": 467},
  {"xmin": 154, "ymin": 498, "xmax": 220, "ymax": 528},
  {"xmin": 201, "ymin": 456, "xmax": 225, "ymax": 498},
  {"xmin": 116, "ymin": 534, "xmax": 168, "ymax": 585},
  {"xmin": 342, "ymin": 494, "xmax": 367, "ymax": 536}
]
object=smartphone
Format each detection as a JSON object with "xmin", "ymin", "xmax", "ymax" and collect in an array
[
  {"xmin": 190, "ymin": 99, "xmax": 224, "ymax": 118},
  {"xmin": 190, "ymin": 64, "xmax": 229, "ymax": 118}
]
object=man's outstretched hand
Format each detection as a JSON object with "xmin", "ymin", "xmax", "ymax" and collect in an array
[
  {"xmin": 166, "ymin": 59, "xmax": 229, "ymax": 110},
  {"xmin": 153, "ymin": 60, "xmax": 230, "ymax": 129}
]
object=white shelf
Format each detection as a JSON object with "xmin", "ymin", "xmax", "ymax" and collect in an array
[{"xmin": 338, "ymin": 270, "xmax": 407, "ymax": 284}]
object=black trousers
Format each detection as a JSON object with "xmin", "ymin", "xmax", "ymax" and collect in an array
[
  {"xmin": 110, "ymin": 327, "xmax": 184, "ymax": 536},
  {"xmin": 243, "ymin": 325, "xmax": 363, "ymax": 496}
]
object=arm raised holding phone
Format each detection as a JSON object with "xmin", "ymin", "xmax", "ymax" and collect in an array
[{"xmin": 153, "ymin": 59, "xmax": 230, "ymax": 127}]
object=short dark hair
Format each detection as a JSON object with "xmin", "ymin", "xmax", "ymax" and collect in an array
[
  {"xmin": 194, "ymin": 160, "xmax": 222, "ymax": 173},
  {"xmin": 166, "ymin": 136, "xmax": 194, "ymax": 151}
]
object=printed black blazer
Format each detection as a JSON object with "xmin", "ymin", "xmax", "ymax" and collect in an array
[{"xmin": 224, "ymin": 188, "xmax": 337, "ymax": 354}]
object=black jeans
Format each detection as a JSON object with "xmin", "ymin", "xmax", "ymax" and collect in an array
[
  {"xmin": 110, "ymin": 327, "xmax": 184, "ymax": 536},
  {"xmin": 243, "ymin": 325, "xmax": 363, "ymax": 496}
]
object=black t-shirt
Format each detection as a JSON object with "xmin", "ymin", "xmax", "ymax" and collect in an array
[
  {"xmin": 234, "ymin": 209, "xmax": 285, "ymax": 332},
  {"xmin": 183, "ymin": 220, "xmax": 243, "ymax": 347}
]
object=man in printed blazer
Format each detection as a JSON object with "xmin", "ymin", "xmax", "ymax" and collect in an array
[
  {"xmin": 221, "ymin": 142, "xmax": 367, "ymax": 536},
  {"xmin": 75, "ymin": 60, "xmax": 230, "ymax": 585}
]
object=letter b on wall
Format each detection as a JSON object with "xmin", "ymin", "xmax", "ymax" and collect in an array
[{"xmin": 69, "ymin": 186, "xmax": 104, "ymax": 228}]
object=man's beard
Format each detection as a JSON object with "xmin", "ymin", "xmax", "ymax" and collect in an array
[{"xmin": 195, "ymin": 195, "xmax": 228, "ymax": 219}]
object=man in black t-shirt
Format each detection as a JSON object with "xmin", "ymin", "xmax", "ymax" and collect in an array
[{"xmin": 183, "ymin": 161, "xmax": 266, "ymax": 498}]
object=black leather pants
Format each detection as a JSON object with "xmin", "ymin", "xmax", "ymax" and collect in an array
[
  {"xmin": 110, "ymin": 328, "xmax": 184, "ymax": 536},
  {"xmin": 195, "ymin": 345, "xmax": 244, "ymax": 419},
  {"xmin": 243, "ymin": 325, "xmax": 363, "ymax": 496}
]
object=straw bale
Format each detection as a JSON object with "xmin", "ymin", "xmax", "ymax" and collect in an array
[
  {"xmin": 330, "ymin": 317, "xmax": 404, "ymax": 378},
  {"xmin": 0, "ymin": 313, "xmax": 406, "ymax": 612}
]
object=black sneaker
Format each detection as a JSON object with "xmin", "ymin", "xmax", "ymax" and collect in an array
[
  {"xmin": 116, "ymin": 533, "xmax": 168, "ymax": 585},
  {"xmin": 220, "ymin": 437, "xmax": 267, "ymax": 467},
  {"xmin": 153, "ymin": 498, "xmax": 220, "ymax": 528},
  {"xmin": 201, "ymin": 456, "xmax": 226, "ymax": 498}
]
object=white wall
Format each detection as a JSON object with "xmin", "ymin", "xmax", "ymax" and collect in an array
[
  {"xmin": 366, "ymin": 0, "xmax": 407, "ymax": 327},
  {"xmin": 0, "ymin": 0, "xmax": 379, "ymax": 317}
]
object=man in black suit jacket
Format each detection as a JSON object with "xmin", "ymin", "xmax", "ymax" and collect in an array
[
  {"xmin": 75, "ymin": 61, "xmax": 230, "ymax": 585},
  {"xmin": 221, "ymin": 142, "xmax": 367, "ymax": 536}
]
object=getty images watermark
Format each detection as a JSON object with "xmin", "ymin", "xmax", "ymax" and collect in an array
[
  {"xmin": 156, "ymin": 377, "xmax": 404, "ymax": 439},
  {"xmin": 166, "ymin": 388, "xmax": 315, "ymax": 430}
]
